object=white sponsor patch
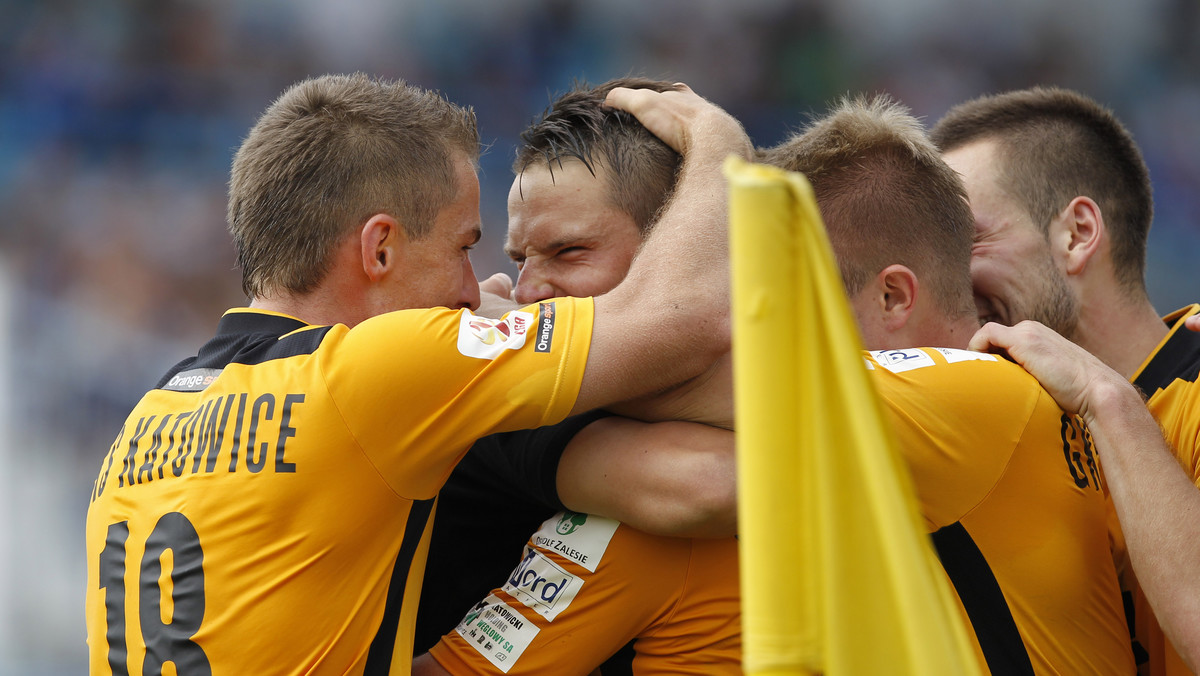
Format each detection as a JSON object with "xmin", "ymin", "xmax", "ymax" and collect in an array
[
  {"xmin": 869, "ymin": 348, "xmax": 937, "ymax": 373},
  {"xmin": 934, "ymin": 347, "xmax": 998, "ymax": 364},
  {"xmin": 455, "ymin": 594, "xmax": 540, "ymax": 673},
  {"xmin": 863, "ymin": 356, "xmax": 875, "ymax": 370},
  {"xmin": 456, "ymin": 310, "xmax": 533, "ymax": 360},
  {"xmin": 503, "ymin": 545, "xmax": 581, "ymax": 621},
  {"xmin": 530, "ymin": 511, "xmax": 618, "ymax": 573},
  {"xmin": 162, "ymin": 367, "xmax": 223, "ymax": 392}
]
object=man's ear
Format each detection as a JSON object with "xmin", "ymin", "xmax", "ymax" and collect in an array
[
  {"xmin": 876, "ymin": 264, "xmax": 919, "ymax": 331},
  {"xmin": 360, "ymin": 213, "xmax": 402, "ymax": 281},
  {"xmin": 1054, "ymin": 196, "xmax": 1104, "ymax": 276}
]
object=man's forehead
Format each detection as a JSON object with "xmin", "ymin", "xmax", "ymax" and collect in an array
[
  {"xmin": 505, "ymin": 216, "xmax": 592, "ymax": 252},
  {"xmin": 514, "ymin": 157, "xmax": 608, "ymax": 195},
  {"xmin": 506, "ymin": 163, "xmax": 614, "ymax": 246}
]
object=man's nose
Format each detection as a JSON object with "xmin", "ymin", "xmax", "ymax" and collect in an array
[{"xmin": 514, "ymin": 265, "xmax": 557, "ymax": 304}]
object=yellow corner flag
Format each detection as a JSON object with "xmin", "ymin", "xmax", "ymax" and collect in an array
[{"xmin": 726, "ymin": 156, "xmax": 983, "ymax": 676}]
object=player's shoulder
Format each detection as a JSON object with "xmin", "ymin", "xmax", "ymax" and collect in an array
[
  {"xmin": 864, "ymin": 347, "xmax": 1045, "ymax": 408},
  {"xmin": 865, "ymin": 347, "xmax": 1021, "ymax": 377}
]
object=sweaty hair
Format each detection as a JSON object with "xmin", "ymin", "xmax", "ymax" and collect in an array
[
  {"xmin": 930, "ymin": 86, "xmax": 1153, "ymax": 295},
  {"xmin": 514, "ymin": 77, "xmax": 682, "ymax": 236},
  {"xmin": 759, "ymin": 94, "xmax": 976, "ymax": 317},
  {"xmin": 228, "ymin": 73, "xmax": 479, "ymax": 300}
]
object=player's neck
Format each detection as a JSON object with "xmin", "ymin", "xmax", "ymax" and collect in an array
[
  {"xmin": 879, "ymin": 311, "xmax": 979, "ymax": 352},
  {"xmin": 942, "ymin": 313, "xmax": 984, "ymax": 350},
  {"xmin": 1074, "ymin": 287, "xmax": 1168, "ymax": 381},
  {"xmin": 913, "ymin": 304, "xmax": 979, "ymax": 350},
  {"xmin": 250, "ymin": 289, "xmax": 369, "ymax": 329}
]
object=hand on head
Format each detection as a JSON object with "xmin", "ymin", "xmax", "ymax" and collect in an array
[{"xmin": 604, "ymin": 83, "xmax": 752, "ymax": 161}]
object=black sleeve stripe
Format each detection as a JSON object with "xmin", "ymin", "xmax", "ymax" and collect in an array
[
  {"xmin": 489, "ymin": 408, "xmax": 614, "ymax": 510},
  {"xmin": 365, "ymin": 497, "xmax": 436, "ymax": 675},
  {"xmin": 229, "ymin": 324, "xmax": 334, "ymax": 365},
  {"xmin": 1133, "ymin": 322, "xmax": 1200, "ymax": 397},
  {"xmin": 154, "ymin": 313, "xmax": 334, "ymax": 389},
  {"xmin": 932, "ymin": 522, "xmax": 1035, "ymax": 676}
]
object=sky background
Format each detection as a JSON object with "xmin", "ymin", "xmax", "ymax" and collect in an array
[{"xmin": 0, "ymin": 0, "xmax": 1196, "ymax": 672}]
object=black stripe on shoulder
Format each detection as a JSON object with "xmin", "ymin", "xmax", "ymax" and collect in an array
[
  {"xmin": 932, "ymin": 522, "xmax": 1035, "ymax": 676},
  {"xmin": 155, "ymin": 355, "xmax": 203, "ymax": 390},
  {"xmin": 155, "ymin": 312, "xmax": 333, "ymax": 389},
  {"xmin": 365, "ymin": 497, "xmax": 435, "ymax": 675},
  {"xmin": 228, "ymin": 324, "xmax": 334, "ymax": 366},
  {"xmin": 1134, "ymin": 320, "xmax": 1200, "ymax": 397}
]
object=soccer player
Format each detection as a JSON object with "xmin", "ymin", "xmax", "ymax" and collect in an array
[
  {"xmin": 83, "ymin": 73, "xmax": 752, "ymax": 674},
  {"xmin": 764, "ymin": 94, "xmax": 1131, "ymax": 675},
  {"xmin": 418, "ymin": 96, "xmax": 1134, "ymax": 675},
  {"xmin": 933, "ymin": 86, "xmax": 1200, "ymax": 675},
  {"xmin": 970, "ymin": 319, "xmax": 1200, "ymax": 672},
  {"xmin": 418, "ymin": 78, "xmax": 741, "ymax": 676},
  {"xmin": 414, "ymin": 77, "xmax": 737, "ymax": 659}
]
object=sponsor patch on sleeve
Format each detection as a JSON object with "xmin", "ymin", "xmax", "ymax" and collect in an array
[
  {"xmin": 455, "ymin": 594, "xmax": 540, "ymax": 673},
  {"xmin": 533, "ymin": 302, "xmax": 556, "ymax": 353},
  {"xmin": 869, "ymin": 348, "xmax": 937, "ymax": 373},
  {"xmin": 502, "ymin": 546, "xmax": 582, "ymax": 621},
  {"xmin": 530, "ymin": 511, "xmax": 618, "ymax": 573},
  {"xmin": 456, "ymin": 309, "xmax": 532, "ymax": 360},
  {"xmin": 934, "ymin": 347, "xmax": 999, "ymax": 364},
  {"xmin": 161, "ymin": 368, "xmax": 223, "ymax": 392}
]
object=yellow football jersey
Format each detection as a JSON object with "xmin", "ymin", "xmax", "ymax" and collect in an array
[
  {"xmin": 1127, "ymin": 304, "xmax": 1200, "ymax": 676},
  {"xmin": 867, "ymin": 347, "xmax": 1133, "ymax": 676},
  {"xmin": 429, "ymin": 347, "xmax": 1133, "ymax": 676},
  {"xmin": 85, "ymin": 301, "xmax": 592, "ymax": 675},
  {"xmin": 430, "ymin": 511, "xmax": 741, "ymax": 675}
]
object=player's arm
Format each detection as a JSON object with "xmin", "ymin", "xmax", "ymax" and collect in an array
[
  {"xmin": 971, "ymin": 320, "xmax": 1200, "ymax": 671},
  {"xmin": 570, "ymin": 84, "xmax": 752, "ymax": 416},
  {"xmin": 477, "ymin": 414, "xmax": 736, "ymax": 538},
  {"xmin": 556, "ymin": 416, "xmax": 737, "ymax": 538},
  {"xmin": 1186, "ymin": 314, "xmax": 1200, "ymax": 333},
  {"xmin": 607, "ymin": 352, "xmax": 734, "ymax": 430}
]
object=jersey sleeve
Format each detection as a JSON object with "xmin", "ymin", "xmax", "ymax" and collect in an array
[
  {"xmin": 427, "ymin": 512, "xmax": 690, "ymax": 675},
  {"xmin": 1146, "ymin": 380, "xmax": 1200, "ymax": 488},
  {"xmin": 865, "ymin": 348, "xmax": 1044, "ymax": 529},
  {"xmin": 1137, "ymin": 304, "xmax": 1200, "ymax": 487},
  {"xmin": 321, "ymin": 299, "xmax": 594, "ymax": 498},
  {"xmin": 458, "ymin": 411, "xmax": 613, "ymax": 510}
]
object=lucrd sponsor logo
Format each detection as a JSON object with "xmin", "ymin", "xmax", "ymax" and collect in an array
[{"xmin": 507, "ymin": 548, "xmax": 571, "ymax": 608}]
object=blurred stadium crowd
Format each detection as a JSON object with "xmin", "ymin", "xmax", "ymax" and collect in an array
[{"xmin": 0, "ymin": 0, "xmax": 1196, "ymax": 672}]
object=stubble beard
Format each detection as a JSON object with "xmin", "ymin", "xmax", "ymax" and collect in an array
[{"xmin": 1022, "ymin": 254, "xmax": 1080, "ymax": 343}]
